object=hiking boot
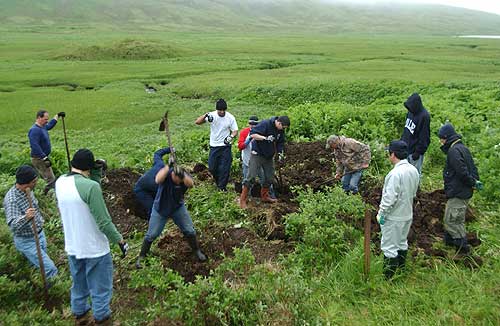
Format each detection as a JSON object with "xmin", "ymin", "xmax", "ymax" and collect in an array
[
  {"xmin": 75, "ymin": 310, "xmax": 93, "ymax": 326},
  {"xmin": 383, "ymin": 256, "xmax": 399, "ymax": 279},
  {"xmin": 135, "ymin": 239, "xmax": 152, "ymax": 269},
  {"xmin": 239, "ymin": 185, "xmax": 249, "ymax": 209},
  {"xmin": 261, "ymin": 187, "xmax": 277, "ymax": 203},
  {"xmin": 186, "ymin": 234, "xmax": 207, "ymax": 262}
]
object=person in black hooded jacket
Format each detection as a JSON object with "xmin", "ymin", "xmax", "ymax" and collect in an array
[
  {"xmin": 438, "ymin": 123, "xmax": 480, "ymax": 254},
  {"xmin": 401, "ymin": 93, "xmax": 430, "ymax": 176}
]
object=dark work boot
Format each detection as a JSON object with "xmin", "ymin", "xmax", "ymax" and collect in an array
[
  {"xmin": 443, "ymin": 232, "xmax": 455, "ymax": 246},
  {"xmin": 186, "ymin": 234, "xmax": 207, "ymax": 262},
  {"xmin": 383, "ymin": 256, "xmax": 399, "ymax": 279},
  {"xmin": 135, "ymin": 239, "xmax": 153, "ymax": 269},
  {"xmin": 74, "ymin": 309, "xmax": 92, "ymax": 326},
  {"xmin": 397, "ymin": 250, "xmax": 408, "ymax": 269},
  {"xmin": 457, "ymin": 237, "xmax": 471, "ymax": 255}
]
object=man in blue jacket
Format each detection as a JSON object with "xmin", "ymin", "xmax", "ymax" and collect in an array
[
  {"xmin": 401, "ymin": 93, "xmax": 430, "ymax": 177},
  {"xmin": 239, "ymin": 116, "xmax": 290, "ymax": 209},
  {"xmin": 438, "ymin": 123, "xmax": 480, "ymax": 254},
  {"xmin": 28, "ymin": 109, "xmax": 65, "ymax": 194},
  {"xmin": 133, "ymin": 147, "xmax": 173, "ymax": 219}
]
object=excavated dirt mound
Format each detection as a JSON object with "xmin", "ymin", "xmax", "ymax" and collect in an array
[
  {"xmin": 157, "ymin": 226, "xmax": 294, "ymax": 283},
  {"xmin": 102, "ymin": 168, "xmax": 149, "ymax": 235}
]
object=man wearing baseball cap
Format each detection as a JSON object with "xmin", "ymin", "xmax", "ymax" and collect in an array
[
  {"xmin": 377, "ymin": 140, "xmax": 420, "ymax": 279},
  {"xmin": 3, "ymin": 165, "xmax": 58, "ymax": 279}
]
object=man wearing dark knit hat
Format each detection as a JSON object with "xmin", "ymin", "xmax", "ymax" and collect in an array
[
  {"xmin": 55, "ymin": 149, "xmax": 128, "ymax": 325},
  {"xmin": 438, "ymin": 123, "xmax": 480, "ymax": 254},
  {"xmin": 195, "ymin": 99, "xmax": 238, "ymax": 191},
  {"xmin": 3, "ymin": 165, "xmax": 58, "ymax": 280}
]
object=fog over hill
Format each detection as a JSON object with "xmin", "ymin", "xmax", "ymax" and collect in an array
[{"xmin": 1, "ymin": 0, "xmax": 500, "ymax": 34}]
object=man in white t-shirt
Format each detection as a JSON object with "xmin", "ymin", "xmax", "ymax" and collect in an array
[{"xmin": 195, "ymin": 99, "xmax": 238, "ymax": 191}]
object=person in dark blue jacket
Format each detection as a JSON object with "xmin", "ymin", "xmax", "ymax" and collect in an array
[
  {"xmin": 135, "ymin": 160, "xmax": 206, "ymax": 269},
  {"xmin": 401, "ymin": 93, "xmax": 430, "ymax": 176},
  {"xmin": 438, "ymin": 123, "xmax": 480, "ymax": 254},
  {"xmin": 28, "ymin": 110, "xmax": 64, "ymax": 194},
  {"xmin": 133, "ymin": 147, "xmax": 173, "ymax": 219},
  {"xmin": 239, "ymin": 116, "xmax": 290, "ymax": 209}
]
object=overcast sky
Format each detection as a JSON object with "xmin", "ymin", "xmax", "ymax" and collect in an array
[{"xmin": 330, "ymin": 1, "xmax": 500, "ymax": 15}]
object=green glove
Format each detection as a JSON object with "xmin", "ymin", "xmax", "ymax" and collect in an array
[
  {"xmin": 475, "ymin": 180, "xmax": 483, "ymax": 191},
  {"xmin": 377, "ymin": 214, "xmax": 385, "ymax": 226}
]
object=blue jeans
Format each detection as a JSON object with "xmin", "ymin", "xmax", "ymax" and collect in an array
[
  {"xmin": 133, "ymin": 186, "xmax": 156, "ymax": 218},
  {"xmin": 68, "ymin": 253, "xmax": 113, "ymax": 322},
  {"xmin": 407, "ymin": 154, "xmax": 424, "ymax": 177},
  {"xmin": 341, "ymin": 170, "xmax": 363, "ymax": 194},
  {"xmin": 145, "ymin": 205, "xmax": 195, "ymax": 242},
  {"xmin": 208, "ymin": 146, "xmax": 232, "ymax": 190},
  {"xmin": 13, "ymin": 230, "xmax": 58, "ymax": 279}
]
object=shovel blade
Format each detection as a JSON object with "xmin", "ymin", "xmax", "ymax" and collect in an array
[{"xmin": 159, "ymin": 119, "xmax": 165, "ymax": 131}]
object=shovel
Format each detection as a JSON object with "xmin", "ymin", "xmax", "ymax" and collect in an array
[
  {"xmin": 158, "ymin": 111, "xmax": 176, "ymax": 165},
  {"xmin": 363, "ymin": 208, "xmax": 372, "ymax": 280},
  {"xmin": 60, "ymin": 115, "xmax": 71, "ymax": 172},
  {"xmin": 25, "ymin": 188, "xmax": 50, "ymax": 303}
]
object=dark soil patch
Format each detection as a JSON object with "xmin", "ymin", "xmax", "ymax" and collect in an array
[
  {"xmin": 102, "ymin": 168, "xmax": 149, "ymax": 235},
  {"xmin": 157, "ymin": 226, "xmax": 294, "ymax": 283}
]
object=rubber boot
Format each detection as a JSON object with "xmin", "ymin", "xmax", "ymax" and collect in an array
[
  {"xmin": 456, "ymin": 237, "xmax": 470, "ymax": 255},
  {"xmin": 383, "ymin": 256, "xmax": 399, "ymax": 279},
  {"xmin": 186, "ymin": 234, "xmax": 207, "ymax": 262},
  {"xmin": 95, "ymin": 315, "xmax": 112, "ymax": 325},
  {"xmin": 443, "ymin": 232, "xmax": 455, "ymax": 246},
  {"xmin": 239, "ymin": 185, "xmax": 249, "ymax": 209},
  {"xmin": 397, "ymin": 250, "xmax": 408, "ymax": 269},
  {"xmin": 135, "ymin": 239, "xmax": 152, "ymax": 269},
  {"xmin": 261, "ymin": 187, "xmax": 277, "ymax": 203}
]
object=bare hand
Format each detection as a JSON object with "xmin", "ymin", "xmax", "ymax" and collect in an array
[
  {"xmin": 335, "ymin": 173, "xmax": 342, "ymax": 180},
  {"xmin": 26, "ymin": 208, "xmax": 36, "ymax": 220}
]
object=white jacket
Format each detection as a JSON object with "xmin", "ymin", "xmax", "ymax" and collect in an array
[{"xmin": 378, "ymin": 160, "xmax": 419, "ymax": 221}]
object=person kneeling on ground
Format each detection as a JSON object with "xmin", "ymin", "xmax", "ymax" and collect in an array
[
  {"xmin": 133, "ymin": 147, "xmax": 173, "ymax": 219},
  {"xmin": 55, "ymin": 149, "xmax": 128, "ymax": 326},
  {"xmin": 136, "ymin": 157, "xmax": 206, "ymax": 269},
  {"xmin": 325, "ymin": 135, "xmax": 371, "ymax": 195},
  {"xmin": 239, "ymin": 115, "xmax": 290, "ymax": 209},
  {"xmin": 377, "ymin": 140, "xmax": 419, "ymax": 279},
  {"xmin": 3, "ymin": 165, "xmax": 58, "ymax": 281},
  {"xmin": 438, "ymin": 123, "xmax": 481, "ymax": 255}
]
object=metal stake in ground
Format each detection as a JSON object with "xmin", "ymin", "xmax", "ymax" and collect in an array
[
  {"xmin": 61, "ymin": 115, "xmax": 71, "ymax": 172},
  {"xmin": 363, "ymin": 208, "xmax": 372, "ymax": 280},
  {"xmin": 25, "ymin": 187, "xmax": 49, "ymax": 303},
  {"xmin": 159, "ymin": 110, "xmax": 176, "ymax": 165}
]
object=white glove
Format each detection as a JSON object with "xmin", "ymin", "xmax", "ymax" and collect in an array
[{"xmin": 266, "ymin": 135, "xmax": 275, "ymax": 142}]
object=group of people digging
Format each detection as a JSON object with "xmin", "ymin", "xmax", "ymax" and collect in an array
[{"xmin": 3, "ymin": 92, "xmax": 482, "ymax": 324}]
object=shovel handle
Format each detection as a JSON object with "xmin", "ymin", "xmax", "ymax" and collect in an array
[{"xmin": 25, "ymin": 188, "xmax": 49, "ymax": 302}]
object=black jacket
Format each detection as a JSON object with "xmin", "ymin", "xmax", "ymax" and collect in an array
[
  {"xmin": 401, "ymin": 93, "xmax": 431, "ymax": 156},
  {"xmin": 250, "ymin": 117, "xmax": 285, "ymax": 159},
  {"xmin": 441, "ymin": 134, "xmax": 479, "ymax": 199}
]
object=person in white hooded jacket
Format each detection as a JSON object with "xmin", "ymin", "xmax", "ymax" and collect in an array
[{"xmin": 377, "ymin": 140, "xmax": 419, "ymax": 279}]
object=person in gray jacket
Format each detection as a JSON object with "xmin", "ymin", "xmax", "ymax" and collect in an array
[{"xmin": 377, "ymin": 140, "xmax": 420, "ymax": 279}]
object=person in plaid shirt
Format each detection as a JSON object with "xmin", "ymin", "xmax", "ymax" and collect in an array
[{"xmin": 3, "ymin": 165, "xmax": 58, "ymax": 279}]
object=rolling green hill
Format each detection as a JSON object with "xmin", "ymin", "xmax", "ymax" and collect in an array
[{"xmin": 1, "ymin": 0, "xmax": 500, "ymax": 35}]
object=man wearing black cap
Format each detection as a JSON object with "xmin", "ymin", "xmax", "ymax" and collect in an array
[
  {"xmin": 438, "ymin": 123, "xmax": 480, "ymax": 254},
  {"xmin": 401, "ymin": 93, "xmax": 430, "ymax": 177},
  {"xmin": 376, "ymin": 140, "xmax": 420, "ymax": 279},
  {"xmin": 3, "ymin": 165, "xmax": 59, "ymax": 280},
  {"xmin": 195, "ymin": 99, "xmax": 238, "ymax": 191},
  {"xmin": 28, "ymin": 109, "xmax": 65, "ymax": 194},
  {"xmin": 55, "ymin": 149, "xmax": 128, "ymax": 325},
  {"xmin": 239, "ymin": 116, "xmax": 290, "ymax": 209}
]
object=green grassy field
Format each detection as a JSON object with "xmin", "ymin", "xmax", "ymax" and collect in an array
[{"xmin": 1, "ymin": 23, "xmax": 500, "ymax": 325}]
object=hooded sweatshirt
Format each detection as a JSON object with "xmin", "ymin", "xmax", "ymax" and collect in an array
[
  {"xmin": 441, "ymin": 134, "xmax": 479, "ymax": 199},
  {"xmin": 401, "ymin": 93, "xmax": 431, "ymax": 156}
]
